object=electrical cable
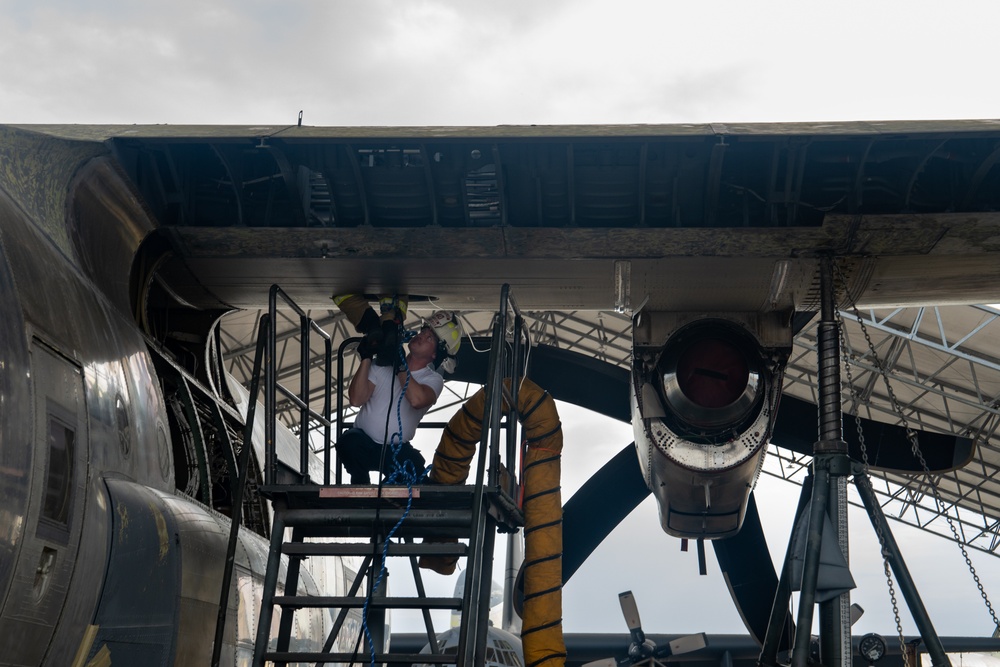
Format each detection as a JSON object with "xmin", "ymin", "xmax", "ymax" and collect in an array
[
  {"xmin": 348, "ymin": 332, "xmax": 408, "ymax": 666},
  {"xmin": 358, "ymin": 328, "xmax": 432, "ymax": 667}
]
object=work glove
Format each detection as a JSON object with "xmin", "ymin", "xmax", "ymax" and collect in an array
[
  {"xmin": 357, "ymin": 308, "xmax": 381, "ymax": 335},
  {"xmin": 357, "ymin": 332, "xmax": 379, "ymax": 360}
]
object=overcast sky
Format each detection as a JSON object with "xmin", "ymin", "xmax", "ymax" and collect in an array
[
  {"xmin": 5, "ymin": 0, "xmax": 1000, "ymax": 652},
  {"xmin": 3, "ymin": 1, "xmax": 1000, "ymax": 127}
]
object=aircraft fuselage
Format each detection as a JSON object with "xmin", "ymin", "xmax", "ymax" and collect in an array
[{"xmin": 0, "ymin": 129, "xmax": 332, "ymax": 665}]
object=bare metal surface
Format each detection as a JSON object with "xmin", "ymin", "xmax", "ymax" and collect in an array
[{"xmin": 11, "ymin": 118, "xmax": 1000, "ymax": 141}]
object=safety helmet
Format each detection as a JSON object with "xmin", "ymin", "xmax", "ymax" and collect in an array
[{"xmin": 425, "ymin": 311, "xmax": 462, "ymax": 356}]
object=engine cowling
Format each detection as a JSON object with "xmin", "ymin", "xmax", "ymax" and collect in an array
[{"xmin": 632, "ymin": 313, "xmax": 791, "ymax": 538}]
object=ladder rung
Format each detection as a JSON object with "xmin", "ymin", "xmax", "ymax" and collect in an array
[
  {"xmin": 278, "ymin": 508, "xmax": 473, "ymax": 529},
  {"xmin": 273, "ymin": 595, "xmax": 462, "ymax": 610},
  {"xmin": 266, "ymin": 652, "xmax": 455, "ymax": 664},
  {"xmin": 283, "ymin": 542, "xmax": 468, "ymax": 557}
]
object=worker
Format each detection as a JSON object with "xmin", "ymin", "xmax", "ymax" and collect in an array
[{"xmin": 332, "ymin": 294, "xmax": 463, "ymax": 484}]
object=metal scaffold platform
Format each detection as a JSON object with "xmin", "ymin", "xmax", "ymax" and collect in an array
[{"xmin": 230, "ymin": 284, "xmax": 528, "ymax": 666}]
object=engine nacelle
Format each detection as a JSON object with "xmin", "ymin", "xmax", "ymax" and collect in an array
[{"xmin": 632, "ymin": 312, "xmax": 792, "ymax": 539}]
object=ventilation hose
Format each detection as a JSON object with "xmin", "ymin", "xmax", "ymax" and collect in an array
[{"xmin": 426, "ymin": 378, "xmax": 566, "ymax": 667}]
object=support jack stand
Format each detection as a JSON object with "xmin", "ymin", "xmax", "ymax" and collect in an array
[{"xmin": 757, "ymin": 257, "xmax": 952, "ymax": 667}]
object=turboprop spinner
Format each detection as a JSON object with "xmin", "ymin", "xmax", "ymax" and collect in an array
[{"xmin": 581, "ymin": 591, "xmax": 707, "ymax": 667}]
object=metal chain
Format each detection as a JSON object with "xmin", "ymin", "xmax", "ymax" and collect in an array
[
  {"xmin": 882, "ymin": 558, "xmax": 908, "ymax": 667},
  {"xmin": 834, "ymin": 300, "xmax": 909, "ymax": 664},
  {"xmin": 834, "ymin": 263, "xmax": 1000, "ymax": 634}
]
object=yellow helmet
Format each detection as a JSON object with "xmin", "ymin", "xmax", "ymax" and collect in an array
[{"xmin": 425, "ymin": 311, "xmax": 462, "ymax": 356}]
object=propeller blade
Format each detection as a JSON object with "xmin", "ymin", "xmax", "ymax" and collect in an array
[
  {"xmin": 619, "ymin": 591, "xmax": 643, "ymax": 633},
  {"xmin": 650, "ymin": 632, "xmax": 709, "ymax": 659},
  {"xmin": 772, "ymin": 394, "xmax": 972, "ymax": 472},
  {"xmin": 850, "ymin": 603, "xmax": 865, "ymax": 625},
  {"xmin": 562, "ymin": 443, "xmax": 650, "ymax": 585},
  {"xmin": 589, "ymin": 592, "xmax": 708, "ymax": 666},
  {"xmin": 712, "ymin": 492, "xmax": 789, "ymax": 648}
]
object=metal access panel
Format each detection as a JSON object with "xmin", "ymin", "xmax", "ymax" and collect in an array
[
  {"xmin": 0, "ymin": 341, "xmax": 87, "ymax": 665},
  {"xmin": 86, "ymin": 479, "xmax": 181, "ymax": 666}
]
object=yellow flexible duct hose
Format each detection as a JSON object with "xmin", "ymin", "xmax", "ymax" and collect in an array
[
  {"xmin": 427, "ymin": 393, "xmax": 483, "ymax": 485},
  {"xmin": 424, "ymin": 378, "xmax": 566, "ymax": 667}
]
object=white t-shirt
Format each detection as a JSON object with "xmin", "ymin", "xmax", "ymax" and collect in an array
[{"xmin": 353, "ymin": 364, "xmax": 444, "ymax": 444}]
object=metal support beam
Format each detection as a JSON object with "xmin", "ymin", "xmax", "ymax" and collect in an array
[
  {"xmin": 792, "ymin": 257, "xmax": 852, "ymax": 667},
  {"xmin": 790, "ymin": 459, "xmax": 831, "ymax": 667},
  {"xmin": 854, "ymin": 470, "xmax": 952, "ymax": 667},
  {"xmin": 759, "ymin": 473, "xmax": 813, "ymax": 667}
]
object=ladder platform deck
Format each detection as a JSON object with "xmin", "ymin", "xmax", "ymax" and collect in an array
[
  {"xmin": 264, "ymin": 652, "xmax": 454, "ymax": 665},
  {"xmin": 282, "ymin": 541, "xmax": 469, "ymax": 557},
  {"xmin": 273, "ymin": 595, "xmax": 463, "ymax": 610},
  {"xmin": 261, "ymin": 483, "xmax": 524, "ymax": 532}
]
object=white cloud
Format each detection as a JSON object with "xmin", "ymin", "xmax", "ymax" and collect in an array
[{"xmin": 4, "ymin": 0, "xmax": 998, "ymax": 125}]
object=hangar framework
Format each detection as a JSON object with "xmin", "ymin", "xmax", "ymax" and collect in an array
[{"xmin": 218, "ymin": 302, "xmax": 1000, "ymax": 557}]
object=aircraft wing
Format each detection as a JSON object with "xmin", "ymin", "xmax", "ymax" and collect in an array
[{"xmin": 8, "ymin": 120, "xmax": 1000, "ymax": 312}]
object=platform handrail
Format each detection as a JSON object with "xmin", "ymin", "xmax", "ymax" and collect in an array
[
  {"xmin": 262, "ymin": 283, "xmax": 335, "ymax": 485},
  {"xmin": 217, "ymin": 291, "xmax": 338, "ymax": 664},
  {"xmin": 458, "ymin": 282, "xmax": 530, "ymax": 665},
  {"xmin": 334, "ymin": 335, "xmax": 360, "ymax": 485},
  {"xmin": 212, "ymin": 312, "xmax": 269, "ymax": 667}
]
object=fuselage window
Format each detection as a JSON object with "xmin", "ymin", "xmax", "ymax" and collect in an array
[{"xmin": 40, "ymin": 409, "xmax": 74, "ymax": 530}]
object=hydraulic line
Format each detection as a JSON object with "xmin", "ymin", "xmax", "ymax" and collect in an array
[{"xmin": 426, "ymin": 377, "xmax": 566, "ymax": 667}]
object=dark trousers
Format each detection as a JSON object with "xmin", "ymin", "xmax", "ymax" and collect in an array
[{"xmin": 335, "ymin": 427, "xmax": 427, "ymax": 484}]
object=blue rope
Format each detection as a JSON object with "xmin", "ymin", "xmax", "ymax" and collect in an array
[
  {"xmin": 361, "ymin": 329, "xmax": 432, "ymax": 666},
  {"xmin": 385, "ymin": 329, "xmax": 432, "ymax": 485}
]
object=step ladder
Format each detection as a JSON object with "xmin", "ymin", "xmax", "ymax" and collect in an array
[
  {"xmin": 256, "ymin": 484, "xmax": 521, "ymax": 665},
  {"xmin": 241, "ymin": 284, "xmax": 528, "ymax": 666}
]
